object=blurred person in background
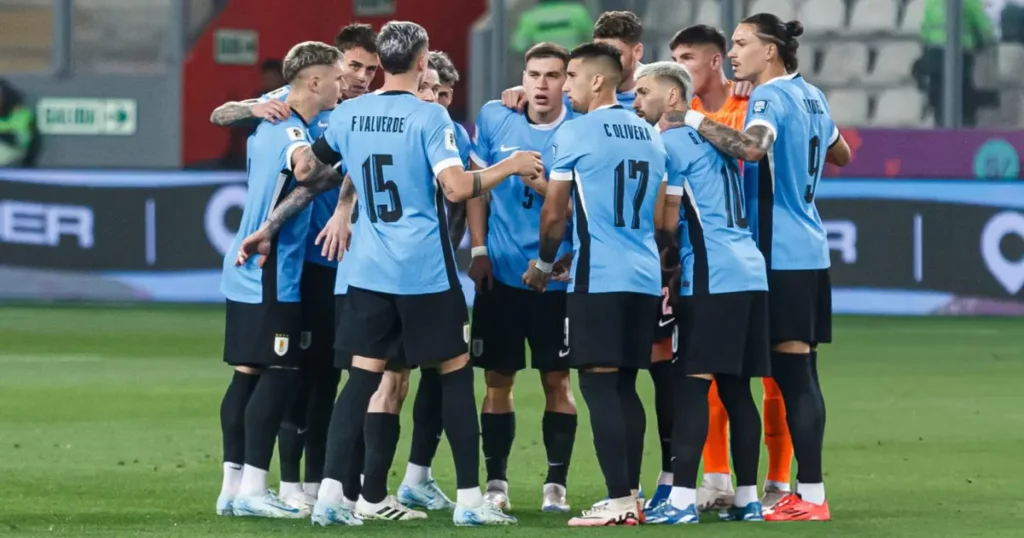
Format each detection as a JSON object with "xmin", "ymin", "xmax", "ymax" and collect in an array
[
  {"xmin": 220, "ymin": 59, "xmax": 287, "ymax": 169},
  {"xmin": 260, "ymin": 59, "xmax": 286, "ymax": 95},
  {"xmin": 0, "ymin": 78, "xmax": 39, "ymax": 168},
  {"xmin": 512, "ymin": 0, "xmax": 594, "ymax": 53}
]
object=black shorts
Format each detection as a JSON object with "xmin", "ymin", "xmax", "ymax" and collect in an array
[
  {"xmin": 675, "ymin": 291, "xmax": 770, "ymax": 377},
  {"xmin": 654, "ymin": 278, "xmax": 675, "ymax": 342},
  {"xmin": 223, "ymin": 299, "xmax": 303, "ymax": 368},
  {"xmin": 471, "ymin": 280, "xmax": 569, "ymax": 373},
  {"xmin": 767, "ymin": 269, "xmax": 832, "ymax": 345},
  {"xmin": 566, "ymin": 292, "xmax": 660, "ymax": 370},
  {"xmin": 335, "ymin": 286, "xmax": 469, "ymax": 368},
  {"xmin": 300, "ymin": 263, "xmax": 338, "ymax": 368}
]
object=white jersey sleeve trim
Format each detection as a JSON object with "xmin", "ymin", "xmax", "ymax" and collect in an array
[
  {"xmin": 432, "ymin": 157, "xmax": 464, "ymax": 176},
  {"xmin": 745, "ymin": 119, "xmax": 777, "ymax": 141},
  {"xmin": 660, "ymin": 172, "xmax": 668, "ymax": 183},
  {"xmin": 666, "ymin": 185, "xmax": 684, "ymax": 196},
  {"xmin": 469, "ymin": 151, "xmax": 489, "ymax": 169},
  {"xmin": 828, "ymin": 125, "xmax": 840, "ymax": 146},
  {"xmin": 550, "ymin": 170, "xmax": 574, "ymax": 182},
  {"xmin": 284, "ymin": 142, "xmax": 310, "ymax": 172}
]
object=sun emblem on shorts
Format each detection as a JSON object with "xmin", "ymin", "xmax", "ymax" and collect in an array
[
  {"xmin": 273, "ymin": 334, "xmax": 289, "ymax": 356},
  {"xmin": 471, "ymin": 339, "xmax": 483, "ymax": 357},
  {"xmin": 299, "ymin": 331, "xmax": 312, "ymax": 350}
]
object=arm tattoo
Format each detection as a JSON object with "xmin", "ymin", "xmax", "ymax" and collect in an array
[
  {"xmin": 210, "ymin": 100, "xmax": 259, "ymax": 127},
  {"xmin": 295, "ymin": 146, "xmax": 343, "ymax": 191},
  {"xmin": 339, "ymin": 175, "xmax": 356, "ymax": 203},
  {"xmin": 662, "ymin": 111, "xmax": 774, "ymax": 162},
  {"xmin": 263, "ymin": 185, "xmax": 319, "ymax": 236},
  {"xmin": 470, "ymin": 172, "xmax": 482, "ymax": 198}
]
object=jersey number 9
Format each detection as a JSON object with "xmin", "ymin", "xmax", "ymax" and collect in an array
[
  {"xmin": 361, "ymin": 154, "xmax": 403, "ymax": 223},
  {"xmin": 613, "ymin": 159, "xmax": 650, "ymax": 229},
  {"xmin": 805, "ymin": 135, "xmax": 822, "ymax": 203}
]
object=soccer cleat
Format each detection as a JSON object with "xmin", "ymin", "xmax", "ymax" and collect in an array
[
  {"xmin": 569, "ymin": 498, "xmax": 640, "ymax": 527},
  {"xmin": 311, "ymin": 498, "xmax": 364, "ymax": 526},
  {"xmin": 453, "ymin": 501, "xmax": 518, "ymax": 526},
  {"xmin": 280, "ymin": 490, "xmax": 316, "ymax": 516},
  {"xmin": 719, "ymin": 501, "xmax": 765, "ymax": 522},
  {"xmin": 591, "ymin": 486, "xmax": 643, "ymax": 510},
  {"xmin": 760, "ymin": 484, "xmax": 790, "ymax": 510},
  {"xmin": 231, "ymin": 490, "xmax": 305, "ymax": 518},
  {"xmin": 398, "ymin": 479, "xmax": 455, "ymax": 511},
  {"xmin": 646, "ymin": 484, "xmax": 672, "ymax": 510},
  {"xmin": 483, "ymin": 480, "xmax": 511, "ymax": 511},
  {"xmin": 764, "ymin": 494, "xmax": 831, "ymax": 521},
  {"xmin": 541, "ymin": 483, "xmax": 569, "ymax": 512},
  {"xmin": 696, "ymin": 477, "xmax": 735, "ymax": 512},
  {"xmin": 643, "ymin": 499, "xmax": 700, "ymax": 525},
  {"xmin": 356, "ymin": 495, "xmax": 428, "ymax": 521},
  {"xmin": 215, "ymin": 494, "xmax": 234, "ymax": 516}
]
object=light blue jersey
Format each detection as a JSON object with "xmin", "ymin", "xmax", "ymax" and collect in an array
[
  {"xmin": 221, "ymin": 116, "xmax": 313, "ymax": 303},
  {"xmin": 260, "ymin": 84, "xmax": 340, "ymax": 267},
  {"xmin": 549, "ymin": 104, "xmax": 667, "ymax": 295},
  {"xmin": 560, "ymin": 89, "xmax": 635, "ymax": 113},
  {"xmin": 471, "ymin": 101, "xmax": 575, "ymax": 291},
  {"xmin": 663, "ymin": 126, "xmax": 767, "ymax": 296},
  {"xmin": 743, "ymin": 73, "xmax": 838, "ymax": 271},
  {"xmin": 315, "ymin": 90, "xmax": 465, "ymax": 295},
  {"xmin": 454, "ymin": 122, "xmax": 472, "ymax": 169}
]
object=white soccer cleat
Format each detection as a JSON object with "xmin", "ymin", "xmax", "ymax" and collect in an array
[
  {"xmin": 453, "ymin": 500, "xmax": 517, "ymax": 526},
  {"xmin": 215, "ymin": 493, "xmax": 234, "ymax": 516},
  {"xmin": 280, "ymin": 490, "xmax": 316, "ymax": 516},
  {"xmin": 696, "ymin": 477, "xmax": 735, "ymax": 512},
  {"xmin": 541, "ymin": 483, "xmax": 569, "ymax": 512},
  {"xmin": 760, "ymin": 484, "xmax": 790, "ymax": 510},
  {"xmin": 568, "ymin": 497, "xmax": 640, "ymax": 527},
  {"xmin": 311, "ymin": 498, "xmax": 363, "ymax": 526},
  {"xmin": 231, "ymin": 490, "xmax": 305, "ymax": 518},
  {"xmin": 356, "ymin": 495, "xmax": 428, "ymax": 521},
  {"xmin": 483, "ymin": 480, "xmax": 511, "ymax": 511},
  {"xmin": 397, "ymin": 479, "xmax": 456, "ymax": 511}
]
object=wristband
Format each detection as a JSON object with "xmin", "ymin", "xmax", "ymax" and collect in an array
[
  {"xmin": 684, "ymin": 110, "xmax": 706, "ymax": 130},
  {"xmin": 534, "ymin": 260, "xmax": 553, "ymax": 274},
  {"xmin": 471, "ymin": 246, "xmax": 488, "ymax": 258}
]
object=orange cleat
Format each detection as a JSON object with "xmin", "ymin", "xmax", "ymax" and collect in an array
[{"xmin": 764, "ymin": 494, "xmax": 831, "ymax": 522}]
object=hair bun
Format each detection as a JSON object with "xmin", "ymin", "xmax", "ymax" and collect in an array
[{"xmin": 784, "ymin": 20, "xmax": 804, "ymax": 38}]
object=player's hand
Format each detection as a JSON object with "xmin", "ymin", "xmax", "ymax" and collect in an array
[
  {"xmin": 252, "ymin": 100, "xmax": 291, "ymax": 124},
  {"xmin": 551, "ymin": 252, "xmax": 573, "ymax": 282},
  {"xmin": 468, "ymin": 253, "xmax": 494, "ymax": 293},
  {"xmin": 732, "ymin": 81, "xmax": 754, "ymax": 98},
  {"xmin": 660, "ymin": 247, "xmax": 682, "ymax": 305},
  {"xmin": 521, "ymin": 171, "xmax": 549, "ymax": 196},
  {"xmin": 522, "ymin": 261, "xmax": 552, "ymax": 292},
  {"xmin": 501, "ymin": 86, "xmax": 528, "ymax": 112},
  {"xmin": 509, "ymin": 150, "xmax": 544, "ymax": 179},
  {"xmin": 315, "ymin": 211, "xmax": 352, "ymax": 262},
  {"xmin": 236, "ymin": 228, "xmax": 273, "ymax": 268}
]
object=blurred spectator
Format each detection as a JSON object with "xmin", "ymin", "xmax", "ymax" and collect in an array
[
  {"xmin": 0, "ymin": 79, "xmax": 38, "ymax": 168},
  {"xmin": 919, "ymin": 0, "xmax": 996, "ymax": 126},
  {"xmin": 512, "ymin": 0, "xmax": 593, "ymax": 53},
  {"xmin": 221, "ymin": 59, "xmax": 284, "ymax": 169},
  {"xmin": 988, "ymin": 0, "xmax": 1024, "ymax": 43},
  {"xmin": 259, "ymin": 59, "xmax": 285, "ymax": 94}
]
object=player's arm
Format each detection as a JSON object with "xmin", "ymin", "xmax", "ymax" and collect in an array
[
  {"xmin": 209, "ymin": 98, "xmax": 291, "ymax": 127},
  {"xmin": 260, "ymin": 140, "xmax": 345, "ymax": 237},
  {"xmin": 537, "ymin": 179, "xmax": 572, "ymax": 268},
  {"xmin": 666, "ymin": 109, "xmax": 774, "ymax": 162},
  {"xmin": 825, "ymin": 127, "xmax": 851, "ymax": 167},
  {"xmin": 466, "ymin": 162, "xmax": 490, "ymax": 247},
  {"xmin": 437, "ymin": 154, "xmax": 541, "ymax": 202}
]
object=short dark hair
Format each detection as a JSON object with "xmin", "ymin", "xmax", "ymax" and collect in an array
[
  {"xmin": 742, "ymin": 13, "xmax": 804, "ymax": 72},
  {"xmin": 377, "ymin": 21, "xmax": 429, "ymax": 75},
  {"xmin": 669, "ymin": 24, "xmax": 727, "ymax": 56},
  {"xmin": 428, "ymin": 50, "xmax": 459, "ymax": 86},
  {"xmin": 261, "ymin": 59, "xmax": 283, "ymax": 73},
  {"xmin": 569, "ymin": 42, "xmax": 623, "ymax": 85},
  {"xmin": 334, "ymin": 23, "xmax": 378, "ymax": 54},
  {"xmin": 592, "ymin": 11, "xmax": 643, "ymax": 44},
  {"xmin": 524, "ymin": 42, "xmax": 570, "ymax": 68},
  {"xmin": 281, "ymin": 41, "xmax": 342, "ymax": 82}
]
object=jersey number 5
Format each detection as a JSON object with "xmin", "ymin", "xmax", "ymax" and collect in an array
[
  {"xmin": 613, "ymin": 159, "xmax": 650, "ymax": 229},
  {"xmin": 361, "ymin": 154, "xmax": 403, "ymax": 223}
]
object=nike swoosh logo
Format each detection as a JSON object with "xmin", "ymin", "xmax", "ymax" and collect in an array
[
  {"xmin": 499, "ymin": 145, "xmax": 519, "ymax": 152},
  {"xmin": 658, "ymin": 318, "xmax": 675, "ymax": 327},
  {"xmin": 318, "ymin": 122, "xmax": 328, "ymax": 128},
  {"xmin": 558, "ymin": 348, "xmax": 570, "ymax": 357}
]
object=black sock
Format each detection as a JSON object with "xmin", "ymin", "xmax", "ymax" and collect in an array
[
  {"xmin": 715, "ymin": 375, "xmax": 761, "ymax": 488},
  {"xmin": 342, "ymin": 428, "xmax": 364, "ymax": 502},
  {"xmin": 408, "ymin": 369, "xmax": 443, "ymax": 467},
  {"xmin": 649, "ymin": 361, "xmax": 674, "ymax": 473},
  {"xmin": 542, "ymin": 411, "xmax": 577, "ymax": 486},
  {"xmin": 278, "ymin": 426, "xmax": 304, "ymax": 483},
  {"xmin": 244, "ymin": 368, "xmax": 301, "ymax": 471},
  {"xmin": 362, "ymin": 413, "xmax": 401, "ymax": 503},
  {"xmin": 323, "ymin": 367, "xmax": 382, "ymax": 490},
  {"xmin": 481, "ymin": 411, "xmax": 515, "ymax": 482},
  {"xmin": 617, "ymin": 369, "xmax": 646, "ymax": 491},
  {"xmin": 771, "ymin": 351, "xmax": 825, "ymax": 484},
  {"xmin": 671, "ymin": 375, "xmax": 711, "ymax": 489},
  {"xmin": 578, "ymin": 371, "xmax": 630, "ymax": 499},
  {"xmin": 810, "ymin": 349, "xmax": 826, "ymax": 428},
  {"xmin": 303, "ymin": 367, "xmax": 341, "ymax": 483},
  {"xmin": 441, "ymin": 365, "xmax": 481, "ymax": 489},
  {"xmin": 220, "ymin": 370, "xmax": 260, "ymax": 464}
]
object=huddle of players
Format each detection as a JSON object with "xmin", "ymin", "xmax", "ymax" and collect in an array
[{"xmin": 212, "ymin": 8, "xmax": 850, "ymax": 528}]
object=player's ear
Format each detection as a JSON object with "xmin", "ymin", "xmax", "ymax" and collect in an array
[
  {"xmin": 633, "ymin": 42, "xmax": 644, "ymax": 62},
  {"xmin": 710, "ymin": 52, "xmax": 721, "ymax": 71}
]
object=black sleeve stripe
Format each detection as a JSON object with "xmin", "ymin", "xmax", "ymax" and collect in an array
[{"xmin": 312, "ymin": 136, "xmax": 342, "ymax": 167}]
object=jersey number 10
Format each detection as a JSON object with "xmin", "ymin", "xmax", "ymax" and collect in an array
[
  {"xmin": 720, "ymin": 163, "xmax": 747, "ymax": 228},
  {"xmin": 361, "ymin": 154, "xmax": 403, "ymax": 223},
  {"xmin": 613, "ymin": 159, "xmax": 650, "ymax": 229}
]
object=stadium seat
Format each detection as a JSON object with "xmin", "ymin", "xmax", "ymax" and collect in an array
[
  {"xmin": 998, "ymin": 42, "xmax": 1024, "ymax": 83},
  {"xmin": 796, "ymin": 43, "xmax": 816, "ymax": 75},
  {"xmin": 816, "ymin": 42, "xmax": 869, "ymax": 84},
  {"xmin": 643, "ymin": 0, "xmax": 695, "ymax": 56},
  {"xmin": 873, "ymin": 87, "xmax": 925, "ymax": 126},
  {"xmin": 849, "ymin": 0, "xmax": 899, "ymax": 32},
  {"xmin": 747, "ymin": 0, "xmax": 797, "ymax": 20},
  {"xmin": 694, "ymin": 0, "xmax": 720, "ymax": 25},
  {"xmin": 827, "ymin": 89, "xmax": 869, "ymax": 126},
  {"xmin": 798, "ymin": 0, "xmax": 846, "ymax": 33},
  {"xmin": 867, "ymin": 41, "xmax": 921, "ymax": 84},
  {"xmin": 900, "ymin": 0, "xmax": 925, "ymax": 35}
]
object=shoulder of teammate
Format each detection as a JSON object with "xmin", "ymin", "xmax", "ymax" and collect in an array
[
  {"xmin": 746, "ymin": 84, "xmax": 783, "ymax": 139},
  {"xmin": 454, "ymin": 122, "xmax": 472, "ymax": 167},
  {"xmin": 812, "ymin": 84, "xmax": 841, "ymax": 147},
  {"xmin": 548, "ymin": 117, "xmax": 585, "ymax": 181},
  {"xmin": 310, "ymin": 98, "xmax": 354, "ymax": 168},
  {"xmin": 661, "ymin": 126, "xmax": 710, "ymax": 192},
  {"xmin": 258, "ymin": 116, "xmax": 311, "ymax": 170},
  {"xmin": 471, "ymin": 100, "xmax": 510, "ymax": 167},
  {"xmin": 417, "ymin": 100, "xmax": 464, "ymax": 176},
  {"xmin": 258, "ymin": 85, "xmax": 291, "ymax": 103}
]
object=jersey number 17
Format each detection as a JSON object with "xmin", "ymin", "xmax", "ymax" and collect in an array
[{"xmin": 613, "ymin": 159, "xmax": 650, "ymax": 229}]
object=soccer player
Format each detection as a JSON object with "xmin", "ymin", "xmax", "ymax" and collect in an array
[
  {"xmin": 429, "ymin": 51, "xmax": 474, "ymax": 248},
  {"xmin": 632, "ymin": 60, "xmax": 769, "ymax": 525},
  {"xmin": 668, "ymin": 23, "xmax": 793, "ymax": 511},
  {"xmin": 459, "ymin": 42, "xmax": 578, "ymax": 513},
  {"xmin": 673, "ymin": 14, "xmax": 852, "ymax": 521},
  {"xmin": 210, "ymin": 24, "xmax": 379, "ymax": 513},
  {"xmin": 216, "ymin": 41, "xmax": 345, "ymax": 519},
  {"xmin": 522, "ymin": 42, "xmax": 669, "ymax": 527},
  {"xmin": 236, "ymin": 21, "xmax": 543, "ymax": 527}
]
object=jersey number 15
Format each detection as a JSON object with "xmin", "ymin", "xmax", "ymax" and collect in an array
[{"xmin": 361, "ymin": 154, "xmax": 403, "ymax": 223}]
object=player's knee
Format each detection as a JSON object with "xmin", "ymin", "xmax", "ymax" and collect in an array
[
  {"xmin": 352, "ymin": 355, "xmax": 388, "ymax": 373},
  {"xmin": 484, "ymin": 370, "xmax": 515, "ymax": 390},
  {"xmin": 773, "ymin": 340, "xmax": 811, "ymax": 354},
  {"xmin": 689, "ymin": 373, "xmax": 713, "ymax": 381},
  {"xmin": 234, "ymin": 365, "xmax": 262, "ymax": 375},
  {"xmin": 438, "ymin": 353, "xmax": 470, "ymax": 374},
  {"xmin": 541, "ymin": 370, "xmax": 576, "ymax": 412},
  {"xmin": 369, "ymin": 370, "xmax": 408, "ymax": 414}
]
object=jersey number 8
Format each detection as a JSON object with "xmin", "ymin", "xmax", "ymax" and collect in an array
[{"xmin": 361, "ymin": 154, "xmax": 403, "ymax": 223}]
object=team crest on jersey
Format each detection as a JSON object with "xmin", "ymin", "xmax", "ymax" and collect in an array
[
  {"xmin": 471, "ymin": 339, "xmax": 483, "ymax": 357},
  {"xmin": 273, "ymin": 334, "xmax": 290, "ymax": 356},
  {"xmin": 551, "ymin": 143, "xmax": 558, "ymax": 159},
  {"xmin": 445, "ymin": 128, "xmax": 457, "ymax": 152},
  {"xmin": 299, "ymin": 331, "xmax": 312, "ymax": 350},
  {"xmin": 463, "ymin": 323, "xmax": 471, "ymax": 344},
  {"xmin": 752, "ymin": 100, "xmax": 769, "ymax": 114},
  {"xmin": 287, "ymin": 127, "xmax": 305, "ymax": 142}
]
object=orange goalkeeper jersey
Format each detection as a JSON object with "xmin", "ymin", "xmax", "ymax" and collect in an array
[{"xmin": 691, "ymin": 83, "xmax": 749, "ymax": 129}]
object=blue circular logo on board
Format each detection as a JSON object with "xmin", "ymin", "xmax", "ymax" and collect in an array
[{"xmin": 973, "ymin": 139, "xmax": 1019, "ymax": 179}]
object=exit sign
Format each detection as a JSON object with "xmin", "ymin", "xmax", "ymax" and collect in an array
[
  {"xmin": 36, "ymin": 98, "xmax": 137, "ymax": 136},
  {"xmin": 215, "ymin": 29, "xmax": 258, "ymax": 65}
]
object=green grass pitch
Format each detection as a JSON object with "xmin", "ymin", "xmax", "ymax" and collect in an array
[{"xmin": 1, "ymin": 304, "xmax": 1023, "ymax": 536}]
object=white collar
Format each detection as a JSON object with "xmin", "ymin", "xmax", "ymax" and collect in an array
[
  {"xmin": 762, "ymin": 72, "xmax": 799, "ymax": 86},
  {"xmin": 526, "ymin": 104, "xmax": 568, "ymax": 131}
]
